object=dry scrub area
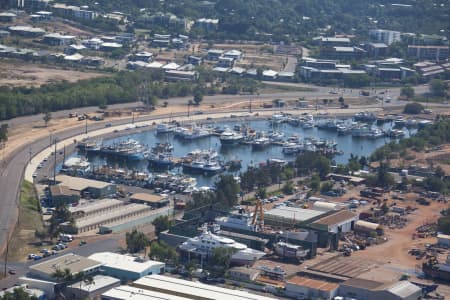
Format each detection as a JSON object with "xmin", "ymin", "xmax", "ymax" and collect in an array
[{"xmin": 0, "ymin": 62, "xmax": 106, "ymax": 87}]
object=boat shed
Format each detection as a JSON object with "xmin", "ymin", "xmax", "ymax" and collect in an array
[
  {"xmin": 89, "ymin": 252, "xmax": 165, "ymax": 281},
  {"xmin": 309, "ymin": 210, "xmax": 358, "ymax": 234},
  {"xmin": 55, "ymin": 175, "xmax": 116, "ymax": 198},
  {"xmin": 130, "ymin": 192, "xmax": 169, "ymax": 208}
]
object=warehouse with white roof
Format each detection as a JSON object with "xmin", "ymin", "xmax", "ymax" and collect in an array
[
  {"xmin": 132, "ymin": 274, "xmax": 278, "ymax": 300},
  {"xmin": 89, "ymin": 252, "xmax": 165, "ymax": 281}
]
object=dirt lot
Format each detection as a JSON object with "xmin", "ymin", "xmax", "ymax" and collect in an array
[{"xmin": 0, "ymin": 62, "xmax": 106, "ymax": 87}]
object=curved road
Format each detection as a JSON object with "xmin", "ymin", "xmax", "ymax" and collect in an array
[{"xmin": 0, "ymin": 83, "xmax": 432, "ymax": 257}]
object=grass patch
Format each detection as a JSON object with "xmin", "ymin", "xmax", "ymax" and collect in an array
[
  {"xmin": 7, "ymin": 180, "xmax": 45, "ymax": 262},
  {"xmin": 260, "ymin": 83, "xmax": 315, "ymax": 93},
  {"xmin": 412, "ymin": 96, "xmax": 447, "ymax": 103}
]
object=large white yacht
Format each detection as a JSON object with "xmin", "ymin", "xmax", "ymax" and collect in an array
[{"xmin": 179, "ymin": 228, "xmax": 265, "ymax": 265}]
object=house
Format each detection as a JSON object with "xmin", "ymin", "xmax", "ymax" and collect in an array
[
  {"xmin": 130, "ymin": 51, "xmax": 153, "ymax": 63},
  {"xmin": 365, "ymin": 42, "xmax": 388, "ymax": 58},
  {"xmin": 217, "ymin": 56, "xmax": 234, "ymax": 68},
  {"xmin": 49, "ymin": 185, "xmax": 80, "ymax": 206},
  {"xmin": 369, "ymin": 29, "xmax": 401, "ymax": 45},
  {"xmin": 8, "ymin": 25, "xmax": 45, "ymax": 37},
  {"xmin": 206, "ymin": 49, "xmax": 224, "ymax": 60},
  {"xmin": 43, "ymin": 33, "xmax": 75, "ymax": 46},
  {"xmin": 82, "ymin": 38, "xmax": 103, "ymax": 50},
  {"xmin": 100, "ymin": 42, "xmax": 122, "ymax": 51},
  {"xmin": 165, "ymin": 70, "xmax": 198, "ymax": 82},
  {"xmin": 187, "ymin": 55, "xmax": 202, "ymax": 65},
  {"xmin": 407, "ymin": 45, "xmax": 449, "ymax": 61},
  {"xmin": 285, "ymin": 276, "xmax": 339, "ymax": 300},
  {"xmin": 262, "ymin": 69, "xmax": 278, "ymax": 80},
  {"xmin": 196, "ymin": 18, "xmax": 219, "ymax": 31},
  {"xmin": 89, "ymin": 252, "xmax": 165, "ymax": 282},
  {"xmin": 224, "ymin": 49, "xmax": 243, "ymax": 61}
]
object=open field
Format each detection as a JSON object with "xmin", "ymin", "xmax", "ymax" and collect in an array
[
  {"xmin": 0, "ymin": 62, "xmax": 106, "ymax": 87},
  {"xmin": 5, "ymin": 180, "xmax": 44, "ymax": 262}
]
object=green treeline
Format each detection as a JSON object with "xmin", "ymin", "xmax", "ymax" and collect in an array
[
  {"xmin": 0, "ymin": 70, "xmax": 195, "ymax": 121},
  {"xmin": 371, "ymin": 116, "xmax": 450, "ymax": 161}
]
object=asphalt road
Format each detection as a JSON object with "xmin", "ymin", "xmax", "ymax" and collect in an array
[
  {"xmin": 0, "ymin": 83, "xmax": 433, "ymax": 272},
  {"xmin": 0, "ymin": 238, "xmax": 119, "ymax": 289}
]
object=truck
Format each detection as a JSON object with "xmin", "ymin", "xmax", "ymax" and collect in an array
[{"xmin": 59, "ymin": 234, "xmax": 73, "ymax": 242}]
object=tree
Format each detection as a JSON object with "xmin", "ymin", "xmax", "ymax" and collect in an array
[
  {"xmin": 282, "ymin": 181, "xmax": 294, "ymax": 195},
  {"xmin": 438, "ymin": 216, "xmax": 450, "ymax": 235},
  {"xmin": 403, "ymin": 102, "xmax": 424, "ymax": 114},
  {"xmin": 310, "ymin": 174, "xmax": 321, "ymax": 191},
  {"xmin": 0, "ymin": 123, "xmax": 8, "ymax": 144},
  {"xmin": 43, "ymin": 111, "xmax": 52, "ymax": 127},
  {"xmin": 376, "ymin": 162, "xmax": 395, "ymax": 189},
  {"xmin": 193, "ymin": 90, "xmax": 203, "ymax": 105},
  {"xmin": 338, "ymin": 96, "xmax": 345, "ymax": 104},
  {"xmin": 125, "ymin": 229, "xmax": 150, "ymax": 253},
  {"xmin": 149, "ymin": 240, "xmax": 179, "ymax": 263},
  {"xmin": 207, "ymin": 247, "xmax": 236, "ymax": 277},
  {"xmin": 0, "ymin": 287, "xmax": 38, "ymax": 300},
  {"xmin": 429, "ymin": 79, "xmax": 448, "ymax": 97},
  {"xmin": 255, "ymin": 187, "xmax": 267, "ymax": 199},
  {"xmin": 215, "ymin": 175, "xmax": 240, "ymax": 208},
  {"xmin": 400, "ymin": 85, "xmax": 415, "ymax": 99},
  {"xmin": 152, "ymin": 215, "xmax": 174, "ymax": 236},
  {"xmin": 320, "ymin": 181, "xmax": 334, "ymax": 193}
]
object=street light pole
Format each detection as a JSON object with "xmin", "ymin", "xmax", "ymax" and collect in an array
[{"xmin": 85, "ymin": 118, "xmax": 88, "ymax": 135}]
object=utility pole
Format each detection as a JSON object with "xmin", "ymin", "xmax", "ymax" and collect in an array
[
  {"xmin": 132, "ymin": 111, "xmax": 135, "ymax": 124},
  {"xmin": 53, "ymin": 137, "xmax": 57, "ymax": 185},
  {"xmin": 85, "ymin": 118, "xmax": 88, "ymax": 135}
]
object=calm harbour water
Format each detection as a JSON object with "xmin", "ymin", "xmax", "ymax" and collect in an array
[{"xmin": 72, "ymin": 119, "xmax": 414, "ymax": 187}]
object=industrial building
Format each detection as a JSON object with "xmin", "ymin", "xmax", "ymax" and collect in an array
[
  {"xmin": 407, "ymin": 45, "xmax": 449, "ymax": 61},
  {"xmin": 49, "ymin": 185, "xmax": 80, "ymax": 206},
  {"xmin": 29, "ymin": 253, "xmax": 103, "ymax": 281},
  {"xmin": 69, "ymin": 198, "xmax": 124, "ymax": 219},
  {"xmin": 89, "ymin": 252, "xmax": 165, "ymax": 282},
  {"xmin": 102, "ymin": 285, "xmax": 192, "ymax": 300},
  {"xmin": 339, "ymin": 278, "xmax": 422, "ymax": 300},
  {"xmin": 55, "ymin": 175, "xmax": 116, "ymax": 198},
  {"xmin": 61, "ymin": 201, "xmax": 171, "ymax": 234},
  {"xmin": 132, "ymin": 275, "xmax": 279, "ymax": 300},
  {"xmin": 66, "ymin": 275, "xmax": 120, "ymax": 300},
  {"xmin": 264, "ymin": 206, "xmax": 326, "ymax": 226},
  {"xmin": 285, "ymin": 276, "xmax": 339, "ymax": 300},
  {"xmin": 130, "ymin": 193, "xmax": 169, "ymax": 208}
]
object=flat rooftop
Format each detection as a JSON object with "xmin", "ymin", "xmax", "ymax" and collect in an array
[
  {"xmin": 75, "ymin": 204, "xmax": 150, "ymax": 228},
  {"xmin": 55, "ymin": 174, "xmax": 113, "ymax": 191},
  {"xmin": 30, "ymin": 253, "xmax": 103, "ymax": 276},
  {"xmin": 133, "ymin": 275, "xmax": 278, "ymax": 300},
  {"xmin": 89, "ymin": 252, "xmax": 164, "ymax": 273},
  {"xmin": 287, "ymin": 276, "xmax": 339, "ymax": 292},
  {"xmin": 102, "ymin": 285, "xmax": 192, "ymax": 300},
  {"xmin": 68, "ymin": 275, "xmax": 120, "ymax": 292},
  {"xmin": 265, "ymin": 206, "xmax": 325, "ymax": 223},
  {"xmin": 307, "ymin": 256, "xmax": 379, "ymax": 279},
  {"xmin": 69, "ymin": 198, "xmax": 123, "ymax": 215}
]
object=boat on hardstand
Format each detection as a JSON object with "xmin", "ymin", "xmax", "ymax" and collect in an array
[
  {"xmin": 178, "ymin": 228, "xmax": 265, "ymax": 265},
  {"xmin": 274, "ymin": 241, "xmax": 309, "ymax": 260}
]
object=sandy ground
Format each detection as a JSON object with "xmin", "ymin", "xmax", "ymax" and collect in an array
[
  {"xmin": 0, "ymin": 62, "xmax": 106, "ymax": 87},
  {"xmin": 352, "ymin": 199, "xmax": 447, "ymax": 269}
]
